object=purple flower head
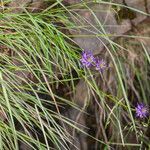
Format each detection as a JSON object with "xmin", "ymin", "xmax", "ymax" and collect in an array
[
  {"xmin": 80, "ymin": 50, "xmax": 95, "ymax": 67},
  {"xmin": 95, "ymin": 58, "xmax": 107, "ymax": 72},
  {"xmin": 135, "ymin": 103, "xmax": 149, "ymax": 119}
]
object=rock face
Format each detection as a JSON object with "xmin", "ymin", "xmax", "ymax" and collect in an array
[
  {"xmin": 68, "ymin": 1, "xmax": 150, "ymax": 55},
  {"xmin": 69, "ymin": 3, "xmax": 132, "ymax": 55}
]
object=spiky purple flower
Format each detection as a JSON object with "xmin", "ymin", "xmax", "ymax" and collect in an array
[
  {"xmin": 135, "ymin": 103, "xmax": 149, "ymax": 119},
  {"xmin": 80, "ymin": 50, "xmax": 95, "ymax": 67},
  {"xmin": 95, "ymin": 58, "xmax": 107, "ymax": 72}
]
